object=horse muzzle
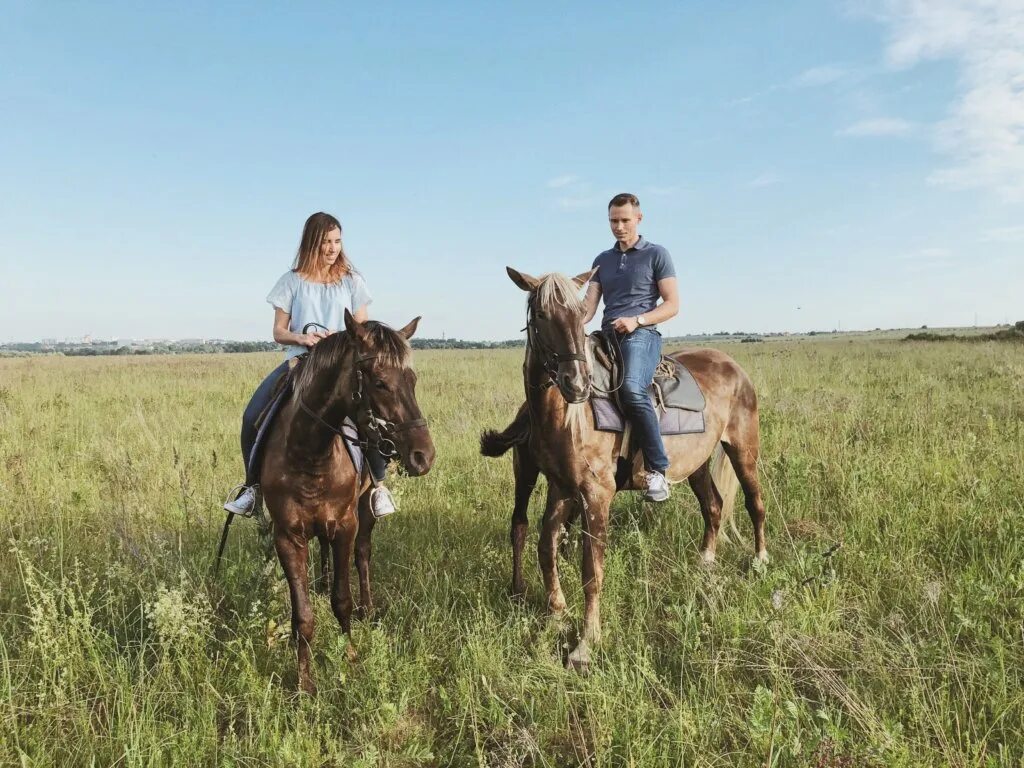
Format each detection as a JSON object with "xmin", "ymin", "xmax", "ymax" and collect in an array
[
  {"xmin": 557, "ymin": 379, "xmax": 591, "ymax": 405},
  {"xmin": 401, "ymin": 430, "xmax": 435, "ymax": 477}
]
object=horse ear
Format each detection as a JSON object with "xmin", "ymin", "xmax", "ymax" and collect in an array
[
  {"xmin": 343, "ymin": 309, "xmax": 369, "ymax": 342},
  {"xmin": 506, "ymin": 266, "xmax": 540, "ymax": 292},
  {"xmin": 397, "ymin": 316, "xmax": 421, "ymax": 340},
  {"xmin": 572, "ymin": 267, "xmax": 598, "ymax": 290}
]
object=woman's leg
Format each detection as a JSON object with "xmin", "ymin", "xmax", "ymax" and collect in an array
[
  {"xmin": 365, "ymin": 449, "xmax": 397, "ymax": 518},
  {"xmin": 241, "ymin": 360, "xmax": 291, "ymax": 477},
  {"xmin": 366, "ymin": 449, "xmax": 389, "ymax": 485}
]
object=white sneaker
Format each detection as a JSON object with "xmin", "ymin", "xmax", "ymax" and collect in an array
[
  {"xmin": 224, "ymin": 485, "xmax": 258, "ymax": 517},
  {"xmin": 369, "ymin": 486, "xmax": 397, "ymax": 519},
  {"xmin": 644, "ymin": 471, "xmax": 670, "ymax": 502}
]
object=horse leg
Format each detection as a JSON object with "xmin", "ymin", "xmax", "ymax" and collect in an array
[
  {"xmin": 510, "ymin": 444, "xmax": 539, "ymax": 599},
  {"xmin": 315, "ymin": 534, "xmax": 331, "ymax": 594},
  {"xmin": 355, "ymin": 491, "xmax": 376, "ymax": 618},
  {"xmin": 723, "ymin": 426, "xmax": 768, "ymax": 563},
  {"xmin": 567, "ymin": 482, "xmax": 613, "ymax": 672},
  {"xmin": 688, "ymin": 461, "xmax": 722, "ymax": 565},
  {"xmin": 274, "ymin": 531, "xmax": 316, "ymax": 695},
  {"xmin": 538, "ymin": 486, "xmax": 573, "ymax": 615},
  {"xmin": 330, "ymin": 519, "xmax": 359, "ymax": 661}
]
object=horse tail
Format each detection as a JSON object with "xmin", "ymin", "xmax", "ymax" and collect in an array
[
  {"xmin": 480, "ymin": 403, "xmax": 530, "ymax": 457},
  {"xmin": 711, "ymin": 442, "xmax": 742, "ymax": 542}
]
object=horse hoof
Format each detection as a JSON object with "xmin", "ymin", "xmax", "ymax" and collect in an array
[
  {"xmin": 344, "ymin": 642, "xmax": 359, "ymax": 663},
  {"xmin": 299, "ymin": 677, "xmax": 318, "ymax": 697},
  {"xmin": 509, "ymin": 583, "xmax": 527, "ymax": 602},
  {"xmin": 700, "ymin": 549, "xmax": 716, "ymax": 567},
  {"xmin": 566, "ymin": 646, "xmax": 591, "ymax": 673},
  {"xmin": 547, "ymin": 594, "xmax": 567, "ymax": 615},
  {"xmin": 754, "ymin": 550, "xmax": 769, "ymax": 566}
]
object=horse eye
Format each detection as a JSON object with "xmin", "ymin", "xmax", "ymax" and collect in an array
[
  {"xmin": 374, "ymin": 380, "xmax": 389, "ymax": 391},
  {"xmin": 536, "ymin": 311, "xmax": 547, "ymax": 320}
]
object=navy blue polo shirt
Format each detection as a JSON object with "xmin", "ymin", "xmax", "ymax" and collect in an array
[{"xmin": 590, "ymin": 236, "xmax": 676, "ymax": 331}]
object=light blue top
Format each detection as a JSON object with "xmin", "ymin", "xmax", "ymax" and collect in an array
[{"xmin": 266, "ymin": 270, "xmax": 373, "ymax": 359}]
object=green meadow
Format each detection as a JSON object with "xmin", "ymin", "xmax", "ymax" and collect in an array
[{"xmin": 1, "ymin": 340, "xmax": 1022, "ymax": 766}]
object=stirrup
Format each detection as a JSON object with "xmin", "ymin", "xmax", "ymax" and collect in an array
[{"xmin": 223, "ymin": 484, "xmax": 258, "ymax": 518}]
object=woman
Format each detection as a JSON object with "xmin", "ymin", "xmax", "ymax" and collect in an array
[{"xmin": 224, "ymin": 211, "xmax": 398, "ymax": 518}]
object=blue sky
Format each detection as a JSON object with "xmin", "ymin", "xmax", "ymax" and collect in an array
[{"xmin": 2, "ymin": 1, "xmax": 1021, "ymax": 342}]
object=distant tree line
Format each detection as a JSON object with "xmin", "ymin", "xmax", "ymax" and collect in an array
[
  {"xmin": 905, "ymin": 321, "xmax": 1024, "ymax": 343},
  {"xmin": 1, "ymin": 338, "xmax": 526, "ymax": 356}
]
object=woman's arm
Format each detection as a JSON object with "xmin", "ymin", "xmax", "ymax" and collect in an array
[
  {"xmin": 273, "ymin": 308, "xmax": 325, "ymax": 347},
  {"xmin": 352, "ymin": 304, "xmax": 369, "ymax": 323}
]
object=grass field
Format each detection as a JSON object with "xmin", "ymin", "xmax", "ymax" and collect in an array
[{"xmin": 1, "ymin": 340, "xmax": 1022, "ymax": 766}]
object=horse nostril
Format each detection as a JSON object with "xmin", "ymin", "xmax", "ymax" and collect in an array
[{"xmin": 410, "ymin": 447, "xmax": 434, "ymax": 475}]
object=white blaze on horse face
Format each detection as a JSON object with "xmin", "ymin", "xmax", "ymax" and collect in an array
[
  {"xmin": 320, "ymin": 227, "xmax": 342, "ymax": 266},
  {"xmin": 608, "ymin": 204, "xmax": 642, "ymax": 249}
]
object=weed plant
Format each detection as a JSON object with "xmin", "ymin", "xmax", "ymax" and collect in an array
[{"xmin": 0, "ymin": 340, "xmax": 1022, "ymax": 766}]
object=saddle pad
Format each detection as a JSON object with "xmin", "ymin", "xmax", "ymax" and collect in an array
[
  {"xmin": 591, "ymin": 396, "xmax": 705, "ymax": 436},
  {"xmin": 587, "ymin": 333, "xmax": 706, "ymax": 412},
  {"xmin": 245, "ymin": 381, "xmax": 363, "ymax": 484}
]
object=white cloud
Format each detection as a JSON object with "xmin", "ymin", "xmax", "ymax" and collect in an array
[
  {"xmin": 747, "ymin": 172, "xmax": 782, "ymax": 188},
  {"xmin": 546, "ymin": 174, "xmax": 579, "ymax": 189},
  {"xmin": 642, "ymin": 185, "xmax": 682, "ymax": 197},
  {"xmin": 897, "ymin": 246, "xmax": 956, "ymax": 272},
  {"xmin": 980, "ymin": 225, "xmax": 1024, "ymax": 242},
  {"xmin": 872, "ymin": 0, "xmax": 1024, "ymax": 199},
  {"xmin": 791, "ymin": 65, "xmax": 848, "ymax": 87},
  {"xmin": 727, "ymin": 62, "xmax": 849, "ymax": 106},
  {"xmin": 838, "ymin": 117, "xmax": 915, "ymax": 136},
  {"xmin": 555, "ymin": 195, "xmax": 601, "ymax": 211},
  {"xmin": 900, "ymin": 247, "xmax": 952, "ymax": 260}
]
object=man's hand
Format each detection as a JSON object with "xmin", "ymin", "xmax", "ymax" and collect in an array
[{"xmin": 611, "ymin": 316, "xmax": 640, "ymax": 334}]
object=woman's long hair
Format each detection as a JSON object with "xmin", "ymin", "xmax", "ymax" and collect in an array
[{"xmin": 292, "ymin": 211, "xmax": 356, "ymax": 283}]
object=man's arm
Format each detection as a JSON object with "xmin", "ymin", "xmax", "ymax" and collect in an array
[
  {"xmin": 582, "ymin": 281, "xmax": 602, "ymax": 325},
  {"xmin": 609, "ymin": 277, "xmax": 679, "ymax": 333}
]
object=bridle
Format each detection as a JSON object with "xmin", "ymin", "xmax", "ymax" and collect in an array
[
  {"xmin": 296, "ymin": 325, "xmax": 427, "ymax": 457},
  {"xmin": 524, "ymin": 295, "xmax": 589, "ymax": 399}
]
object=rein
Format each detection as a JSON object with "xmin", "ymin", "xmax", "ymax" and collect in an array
[
  {"xmin": 296, "ymin": 348, "xmax": 426, "ymax": 459},
  {"xmin": 524, "ymin": 295, "xmax": 587, "ymax": 392}
]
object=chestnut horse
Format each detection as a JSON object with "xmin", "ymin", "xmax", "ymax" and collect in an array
[
  {"xmin": 481, "ymin": 268, "xmax": 767, "ymax": 670},
  {"xmin": 260, "ymin": 310, "xmax": 434, "ymax": 694}
]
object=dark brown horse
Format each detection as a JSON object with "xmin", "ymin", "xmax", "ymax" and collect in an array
[
  {"xmin": 481, "ymin": 268, "xmax": 767, "ymax": 670},
  {"xmin": 260, "ymin": 310, "xmax": 434, "ymax": 694}
]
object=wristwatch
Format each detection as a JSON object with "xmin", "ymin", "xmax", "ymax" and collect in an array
[{"xmin": 637, "ymin": 315, "xmax": 647, "ymax": 327}]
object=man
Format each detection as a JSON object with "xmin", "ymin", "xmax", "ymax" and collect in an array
[{"xmin": 582, "ymin": 193, "xmax": 679, "ymax": 501}]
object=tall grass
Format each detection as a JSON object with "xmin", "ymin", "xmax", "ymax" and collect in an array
[{"xmin": 1, "ymin": 340, "xmax": 1022, "ymax": 766}]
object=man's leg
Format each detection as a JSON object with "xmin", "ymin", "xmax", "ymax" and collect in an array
[{"xmin": 618, "ymin": 329, "xmax": 670, "ymax": 499}]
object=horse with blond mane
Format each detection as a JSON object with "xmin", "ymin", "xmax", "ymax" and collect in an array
[{"xmin": 481, "ymin": 268, "xmax": 767, "ymax": 670}]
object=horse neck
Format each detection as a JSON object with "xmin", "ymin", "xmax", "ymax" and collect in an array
[
  {"xmin": 288, "ymin": 342, "xmax": 358, "ymax": 459},
  {"xmin": 523, "ymin": 342, "xmax": 587, "ymax": 441}
]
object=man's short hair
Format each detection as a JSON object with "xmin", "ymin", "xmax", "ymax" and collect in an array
[{"xmin": 608, "ymin": 193, "xmax": 640, "ymax": 210}]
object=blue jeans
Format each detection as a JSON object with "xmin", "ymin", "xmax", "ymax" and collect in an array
[
  {"xmin": 618, "ymin": 328, "xmax": 668, "ymax": 474},
  {"xmin": 241, "ymin": 361, "xmax": 388, "ymax": 483}
]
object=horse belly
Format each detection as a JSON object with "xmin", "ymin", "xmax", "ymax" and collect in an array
[{"xmin": 622, "ymin": 419, "xmax": 724, "ymax": 488}]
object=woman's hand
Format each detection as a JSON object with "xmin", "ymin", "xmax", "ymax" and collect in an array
[{"xmin": 298, "ymin": 330, "xmax": 329, "ymax": 347}]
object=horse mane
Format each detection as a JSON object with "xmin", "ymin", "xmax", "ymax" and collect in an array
[
  {"xmin": 292, "ymin": 321, "xmax": 411, "ymax": 398},
  {"xmin": 532, "ymin": 273, "xmax": 588, "ymax": 440},
  {"xmin": 534, "ymin": 272, "xmax": 585, "ymax": 315}
]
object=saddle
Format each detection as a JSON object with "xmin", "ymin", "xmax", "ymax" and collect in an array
[
  {"xmin": 245, "ymin": 357, "xmax": 364, "ymax": 486},
  {"xmin": 586, "ymin": 332, "xmax": 706, "ymax": 436}
]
